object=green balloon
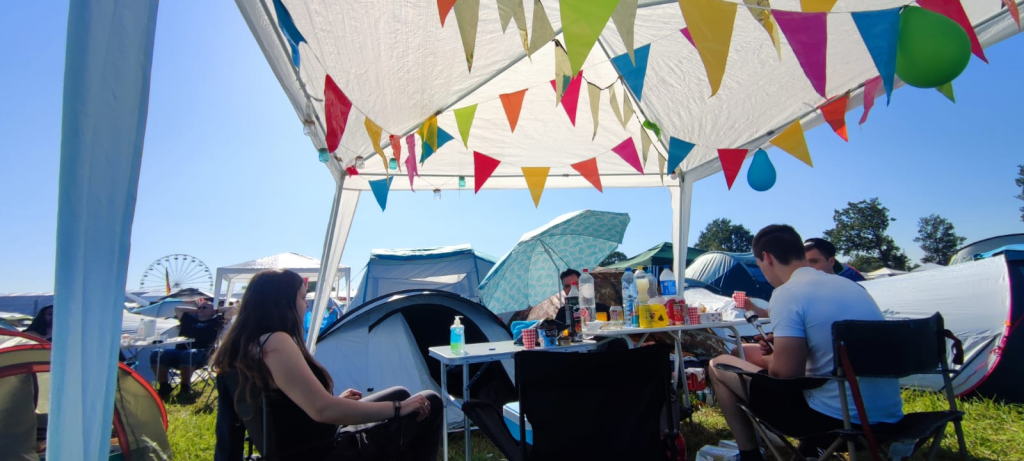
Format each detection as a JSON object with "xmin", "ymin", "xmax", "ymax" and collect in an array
[{"xmin": 896, "ymin": 6, "xmax": 971, "ymax": 89}]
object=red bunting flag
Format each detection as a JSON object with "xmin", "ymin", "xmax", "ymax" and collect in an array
[
  {"xmin": 389, "ymin": 135, "xmax": 402, "ymax": 171},
  {"xmin": 612, "ymin": 138, "xmax": 644, "ymax": 174},
  {"xmin": 549, "ymin": 71, "xmax": 584, "ymax": 126},
  {"xmin": 718, "ymin": 149, "xmax": 748, "ymax": 190},
  {"xmin": 437, "ymin": 0, "xmax": 458, "ymax": 26},
  {"xmin": 859, "ymin": 76, "xmax": 883, "ymax": 125},
  {"xmin": 918, "ymin": 0, "xmax": 987, "ymax": 63},
  {"xmin": 499, "ymin": 89, "xmax": 528, "ymax": 132},
  {"xmin": 571, "ymin": 158, "xmax": 603, "ymax": 192},
  {"xmin": 473, "ymin": 151, "xmax": 501, "ymax": 193},
  {"xmin": 1003, "ymin": 0, "xmax": 1022, "ymax": 30},
  {"xmin": 774, "ymin": 11, "xmax": 828, "ymax": 98},
  {"xmin": 820, "ymin": 93, "xmax": 850, "ymax": 142},
  {"xmin": 324, "ymin": 75, "xmax": 353, "ymax": 154}
]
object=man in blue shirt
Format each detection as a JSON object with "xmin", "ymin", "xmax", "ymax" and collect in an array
[{"xmin": 804, "ymin": 237, "xmax": 866, "ymax": 282}]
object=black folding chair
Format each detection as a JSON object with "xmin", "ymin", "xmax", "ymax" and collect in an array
[
  {"xmin": 464, "ymin": 345, "xmax": 680, "ymax": 461},
  {"xmin": 214, "ymin": 370, "xmax": 266, "ymax": 461},
  {"xmin": 717, "ymin": 313, "xmax": 967, "ymax": 461}
]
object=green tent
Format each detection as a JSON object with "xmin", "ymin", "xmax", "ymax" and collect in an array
[{"xmin": 606, "ymin": 243, "xmax": 705, "ymax": 272}]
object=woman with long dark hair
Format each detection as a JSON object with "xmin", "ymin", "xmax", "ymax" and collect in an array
[
  {"xmin": 25, "ymin": 305, "xmax": 53, "ymax": 341},
  {"xmin": 211, "ymin": 269, "xmax": 442, "ymax": 460}
]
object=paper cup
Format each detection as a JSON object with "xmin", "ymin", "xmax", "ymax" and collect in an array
[
  {"xmin": 522, "ymin": 329, "xmax": 537, "ymax": 350},
  {"xmin": 687, "ymin": 306, "xmax": 701, "ymax": 325},
  {"xmin": 733, "ymin": 291, "xmax": 747, "ymax": 308}
]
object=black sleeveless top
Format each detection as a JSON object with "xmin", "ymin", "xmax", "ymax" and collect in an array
[{"xmin": 256, "ymin": 335, "xmax": 339, "ymax": 459}]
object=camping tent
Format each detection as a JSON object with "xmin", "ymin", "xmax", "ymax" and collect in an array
[
  {"xmin": 685, "ymin": 251, "xmax": 774, "ymax": 300},
  {"xmin": 314, "ymin": 290, "xmax": 516, "ymax": 428},
  {"xmin": 949, "ymin": 234, "xmax": 1024, "ymax": 265},
  {"xmin": 212, "ymin": 252, "xmax": 351, "ymax": 310},
  {"xmin": 865, "ymin": 267, "xmax": 908, "ymax": 279},
  {"xmin": 605, "ymin": 242, "xmax": 705, "ymax": 274},
  {"xmin": 350, "ymin": 245, "xmax": 496, "ymax": 308},
  {"xmin": 51, "ymin": 1, "xmax": 1024, "ymax": 458}
]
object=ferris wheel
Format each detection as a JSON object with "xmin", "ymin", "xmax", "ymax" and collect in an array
[{"xmin": 139, "ymin": 254, "xmax": 213, "ymax": 293}]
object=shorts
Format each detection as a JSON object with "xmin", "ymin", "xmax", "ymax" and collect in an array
[
  {"xmin": 150, "ymin": 348, "xmax": 209, "ymax": 369},
  {"xmin": 747, "ymin": 374, "xmax": 845, "ymax": 438}
]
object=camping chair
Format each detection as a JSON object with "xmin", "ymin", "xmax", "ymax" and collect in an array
[
  {"xmin": 214, "ymin": 370, "xmax": 265, "ymax": 461},
  {"xmin": 463, "ymin": 345, "xmax": 680, "ymax": 461},
  {"xmin": 716, "ymin": 313, "xmax": 967, "ymax": 461}
]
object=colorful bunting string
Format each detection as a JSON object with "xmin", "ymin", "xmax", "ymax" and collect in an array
[
  {"xmin": 852, "ymin": 9, "xmax": 900, "ymax": 103},
  {"xmin": 774, "ymin": 11, "xmax": 829, "ymax": 98}
]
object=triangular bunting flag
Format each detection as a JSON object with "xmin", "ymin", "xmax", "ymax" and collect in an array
[
  {"xmin": 611, "ymin": 0, "xmax": 639, "ymax": 64},
  {"xmin": 620, "ymin": 93, "xmax": 634, "ymax": 129},
  {"xmin": 612, "ymin": 138, "xmax": 644, "ymax": 174},
  {"xmin": 609, "ymin": 86, "xmax": 623, "ymax": 126},
  {"xmin": 500, "ymin": 89, "xmax": 528, "ymax": 132},
  {"xmin": 454, "ymin": 104, "xmax": 478, "ymax": 147},
  {"xmin": 657, "ymin": 150, "xmax": 667, "ymax": 184},
  {"xmin": 611, "ymin": 44, "xmax": 651, "ymax": 102},
  {"xmin": 717, "ymin": 149, "xmax": 748, "ymax": 190},
  {"xmin": 368, "ymin": 176, "xmax": 393, "ymax": 211},
  {"xmin": 419, "ymin": 116, "xmax": 438, "ymax": 151},
  {"xmin": 744, "ymin": 0, "xmax": 782, "ymax": 58},
  {"xmin": 820, "ymin": 94, "xmax": 850, "ymax": 142},
  {"xmin": 677, "ymin": 0, "xmax": 737, "ymax": 97},
  {"xmin": 859, "ymin": 76, "xmax": 883, "ymax": 125},
  {"xmin": 640, "ymin": 129, "xmax": 653, "ymax": 167},
  {"xmin": 497, "ymin": 0, "xmax": 518, "ymax": 31},
  {"xmin": 668, "ymin": 137, "xmax": 695, "ymax": 175},
  {"xmin": 549, "ymin": 71, "xmax": 584, "ymax": 126},
  {"xmin": 774, "ymin": 11, "xmax": 828, "ymax": 98},
  {"xmin": 273, "ymin": 0, "xmax": 306, "ymax": 68},
  {"xmin": 522, "ymin": 167, "xmax": 551, "ymax": 207},
  {"xmin": 437, "ymin": 0, "xmax": 457, "ymax": 27},
  {"xmin": 918, "ymin": 0, "xmax": 988, "ymax": 63},
  {"xmin": 324, "ymin": 74, "xmax": 353, "ymax": 154},
  {"xmin": 528, "ymin": 0, "xmax": 556, "ymax": 57},
  {"xmin": 560, "ymin": 0, "xmax": 619, "ymax": 75},
  {"xmin": 800, "ymin": 0, "xmax": 837, "ymax": 12},
  {"xmin": 936, "ymin": 81, "xmax": 956, "ymax": 103},
  {"xmin": 588, "ymin": 83, "xmax": 601, "ymax": 140},
  {"xmin": 680, "ymin": 28, "xmax": 695, "ymax": 48},
  {"xmin": 769, "ymin": 120, "xmax": 813, "ymax": 167},
  {"xmin": 852, "ymin": 9, "xmax": 900, "ymax": 104},
  {"xmin": 474, "ymin": 151, "xmax": 501, "ymax": 193},
  {"xmin": 389, "ymin": 134, "xmax": 402, "ymax": 171},
  {"xmin": 1003, "ymin": 0, "xmax": 1022, "ymax": 30},
  {"xmin": 498, "ymin": 0, "xmax": 530, "ymax": 53},
  {"xmin": 420, "ymin": 128, "xmax": 454, "ymax": 165},
  {"xmin": 453, "ymin": 0, "xmax": 480, "ymax": 71},
  {"xmin": 571, "ymin": 158, "xmax": 603, "ymax": 192},
  {"xmin": 554, "ymin": 45, "xmax": 573, "ymax": 105},
  {"xmin": 364, "ymin": 118, "xmax": 389, "ymax": 171},
  {"xmin": 404, "ymin": 134, "xmax": 418, "ymax": 190}
]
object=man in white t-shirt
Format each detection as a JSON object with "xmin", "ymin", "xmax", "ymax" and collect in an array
[{"xmin": 710, "ymin": 224, "xmax": 903, "ymax": 461}]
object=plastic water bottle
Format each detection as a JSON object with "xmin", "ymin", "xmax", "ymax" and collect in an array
[
  {"xmin": 566, "ymin": 282, "xmax": 582, "ymax": 342},
  {"xmin": 660, "ymin": 267, "xmax": 677, "ymax": 296},
  {"xmin": 579, "ymin": 269, "xmax": 596, "ymax": 324},
  {"xmin": 635, "ymin": 267, "xmax": 650, "ymax": 303},
  {"xmin": 645, "ymin": 272, "xmax": 659, "ymax": 300},
  {"xmin": 621, "ymin": 269, "xmax": 636, "ymax": 328}
]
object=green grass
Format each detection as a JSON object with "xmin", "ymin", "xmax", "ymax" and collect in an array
[{"xmin": 165, "ymin": 388, "xmax": 1023, "ymax": 461}]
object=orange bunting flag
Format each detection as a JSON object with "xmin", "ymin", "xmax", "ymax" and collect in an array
[
  {"xmin": 364, "ymin": 118, "xmax": 389, "ymax": 172},
  {"xmin": 389, "ymin": 134, "xmax": 402, "ymax": 171},
  {"xmin": 717, "ymin": 149, "xmax": 748, "ymax": 190},
  {"xmin": 678, "ymin": 0, "xmax": 738, "ymax": 97},
  {"xmin": 474, "ymin": 151, "xmax": 501, "ymax": 193},
  {"xmin": 571, "ymin": 157, "xmax": 603, "ymax": 192},
  {"xmin": 612, "ymin": 138, "xmax": 644, "ymax": 174},
  {"xmin": 522, "ymin": 167, "xmax": 551, "ymax": 207},
  {"xmin": 1003, "ymin": 0, "xmax": 1022, "ymax": 30},
  {"xmin": 820, "ymin": 93, "xmax": 850, "ymax": 142},
  {"xmin": 918, "ymin": 0, "xmax": 988, "ymax": 63},
  {"xmin": 769, "ymin": 120, "xmax": 813, "ymax": 167},
  {"xmin": 800, "ymin": 0, "xmax": 837, "ymax": 12},
  {"xmin": 500, "ymin": 89, "xmax": 528, "ymax": 132},
  {"xmin": 437, "ymin": 0, "xmax": 458, "ymax": 26}
]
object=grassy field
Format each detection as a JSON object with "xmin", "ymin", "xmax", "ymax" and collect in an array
[{"xmin": 166, "ymin": 388, "xmax": 1022, "ymax": 460}]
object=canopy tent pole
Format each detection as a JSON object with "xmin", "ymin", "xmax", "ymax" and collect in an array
[
  {"xmin": 49, "ymin": 1, "xmax": 159, "ymax": 460},
  {"xmin": 213, "ymin": 271, "xmax": 224, "ymax": 309},
  {"xmin": 307, "ymin": 177, "xmax": 361, "ymax": 352},
  {"xmin": 671, "ymin": 175, "xmax": 694, "ymax": 289}
]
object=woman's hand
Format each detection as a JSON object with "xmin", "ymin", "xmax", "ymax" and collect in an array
[
  {"xmin": 340, "ymin": 389, "xmax": 362, "ymax": 400},
  {"xmin": 399, "ymin": 394, "xmax": 431, "ymax": 421}
]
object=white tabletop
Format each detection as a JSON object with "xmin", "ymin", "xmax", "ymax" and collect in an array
[
  {"xmin": 428, "ymin": 340, "xmax": 598, "ymax": 366},
  {"xmin": 595, "ymin": 318, "xmax": 768, "ymax": 336},
  {"xmin": 120, "ymin": 336, "xmax": 193, "ymax": 349}
]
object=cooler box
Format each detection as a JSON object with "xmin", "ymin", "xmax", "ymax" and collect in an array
[{"xmin": 502, "ymin": 402, "xmax": 533, "ymax": 445}]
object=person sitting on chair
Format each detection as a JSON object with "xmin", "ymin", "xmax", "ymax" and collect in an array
[
  {"xmin": 210, "ymin": 269, "xmax": 442, "ymax": 461},
  {"xmin": 710, "ymin": 225, "xmax": 903, "ymax": 461},
  {"xmin": 151, "ymin": 300, "xmax": 226, "ymax": 399},
  {"xmin": 804, "ymin": 237, "xmax": 866, "ymax": 282}
]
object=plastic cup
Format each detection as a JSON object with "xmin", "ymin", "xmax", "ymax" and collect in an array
[
  {"xmin": 688, "ymin": 306, "xmax": 701, "ymax": 325},
  {"xmin": 733, "ymin": 291, "xmax": 747, "ymax": 308},
  {"xmin": 596, "ymin": 312, "xmax": 608, "ymax": 322},
  {"xmin": 522, "ymin": 329, "xmax": 537, "ymax": 350}
]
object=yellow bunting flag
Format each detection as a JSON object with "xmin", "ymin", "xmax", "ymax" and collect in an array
[
  {"xmin": 769, "ymin": 120, "xmax": 813, "ymax": 167},
  {"xmin": 800, "ymin": 0, "xmax": 837, "ymax": 12},
  {"xmin": 453, "ymin": 0, "xmax": 480, "ymax": 72},
  {"xmin": 609, "ymin": 86, "xmax": 623, "ymax": 126},
  {"xmin": 528, "ymin": 0, "xmax": 556, "ymax": 57},
  {"xmin": 560, "ymin": 0, "xmax": 619, "ymax": 75},
  {"xmin": 454, "ymin": 104, "xmax": 478, "ymax": 147},
  {"xmin": 744, "ymin": 0, "xmax": 782, "ymax": 59},
  {"xmin": 554, "ymin": 45, "xmax": 573, "ymax": 105},
  {"xmin": 588, "ymin": 83, "xmax": 601, "ymax": 140},
  {"xmin": 364, "ymin": 118, "xmax": 389, "ymax": 172},
  {"xmin": 678, "ymin": 0, "xmax": 738, "ymax": 97},
  {"xmin": 612, "ymin": 0, "xmax": 639, "ymax": 64},
  {"xmin": 522, "ymin": 167, "xmax": 551, "ymax": 207},
  {"xmin": 497, "ymin": 0, "xmax": 530, "ymax": 54},
  {"xmin": 620, "ymin": 93, "xmax": 635, "ymax": 129},
  {"xmin": 419, "ymin": 116, "xmax": 438, "ymax": 151},
  {"xmin": 640, "ymin": 128, "xmax": 653, "ymax": 167}
]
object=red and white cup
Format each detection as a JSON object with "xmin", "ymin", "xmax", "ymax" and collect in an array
[
  {"xmin": 733, "ymin": 291, "xmax": 747, "ymax": 308},
  {"xmin": 522, "ymin": 328, "xmax": 537, "ymax": 350},
  {"xmin": 687, "ymin": 306, "xmax": 701, "ymax": 325}
]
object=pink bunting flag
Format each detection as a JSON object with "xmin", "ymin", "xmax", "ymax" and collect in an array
[
  {"xmin": 679, "ymin": 28, "xmax": 696, "ymax": 48},
  {"xmin": 389, "ymin": 134, "xmax": 402, "ymax": 172},
  {"xmin": 549, "ymin": 70, "xmax": 584, "ymax": 126},
  {"xmin": 324, "ymin": 74, "xmax": 353, "ymax": 154},
  {"xmin": 774, "ymin": 11, "xmax": 828, "ymax": 98},
  {"xmin": 404, "ymin": 134, "xmax": 419, "ymax": 191},
  {"xmin": 859, "ymin": 76, "xmax": 883, "ymax": 126},
  {"xmin": 918, "ymin": 0, "xmax": 988, "ymax": 63},
  {"xmin": 717, "ymin": 149, "xmax": 748, "ymax": 190},
  {"xmin": 612, "ymin": 138, "xmax": 644, "ymax": 174}
]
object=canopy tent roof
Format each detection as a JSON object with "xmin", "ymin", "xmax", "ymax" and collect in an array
[
  {"xmin": 237, "ymin": 0, "xmax": 1021, "ymax": 192},
  {"xmin": 605, "ymin": 242, "xmax": 705, "ymax": 270},
  {"xmin": 213, "ymin": 252, "xmax": 352, "ymax": 306}
]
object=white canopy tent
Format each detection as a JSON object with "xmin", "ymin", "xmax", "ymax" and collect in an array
[{"xmin": 213, "ymin": 252, "xmax": 352, "ymax": 310}]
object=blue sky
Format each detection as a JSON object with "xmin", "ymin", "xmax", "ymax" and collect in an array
[{"xmin": 2, "ymin": 1, "xmax": 1022, "ymax": 293}]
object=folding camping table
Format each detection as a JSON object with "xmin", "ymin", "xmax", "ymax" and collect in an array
[{"xmin": 428, "ymin": 340, "xmax": 598, "ymax": 461}]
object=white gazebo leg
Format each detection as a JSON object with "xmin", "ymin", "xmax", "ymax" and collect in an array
[
  {"xmin": 307, "ymin": 177, "xmax": 360, "ymax": 352},
  {"xmin": 671, "ymin": 175, "xmax": 694, "ymax": 285}
]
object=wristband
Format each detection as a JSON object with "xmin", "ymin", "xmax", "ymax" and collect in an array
[{"xmin": 393, "ymin": 400, "xmax": 401, "ymax": 420}]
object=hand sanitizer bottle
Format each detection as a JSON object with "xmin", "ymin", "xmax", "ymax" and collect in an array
[{"xmin": 450, "ymin": 316, "xmax": 465, "ymax": 356}]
